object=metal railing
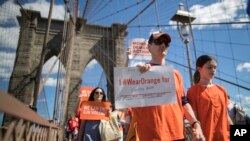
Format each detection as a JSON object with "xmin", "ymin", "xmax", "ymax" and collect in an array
[
  {"xmin": 185, "ymin": 123, "xmax": 193, "ymax": 141},
  {"xmin": 0, "ymin": 90, "xmax": 63, "ymax": 141}
]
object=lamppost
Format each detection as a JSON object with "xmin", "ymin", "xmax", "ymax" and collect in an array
[{"xmin": 171, "ymin": 3, "xmax": 196, "ymax": 85}]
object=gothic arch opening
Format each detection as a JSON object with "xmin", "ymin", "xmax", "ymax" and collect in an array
[{"xmin": 38, "ymin": 56, "xmax": 66, "ymax": 123}]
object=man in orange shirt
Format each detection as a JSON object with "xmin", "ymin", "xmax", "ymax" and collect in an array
[{"xmin": 126, "ymin": 32, "xmax": 205, "ymax": 141}]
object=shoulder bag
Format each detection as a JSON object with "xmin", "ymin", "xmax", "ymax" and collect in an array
[{"xmin": 99, "ymin": 114, "xmax": 121, "ymax": 141}]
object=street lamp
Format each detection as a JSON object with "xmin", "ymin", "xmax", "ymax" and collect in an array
[{"xmin": 170, "ymin": 3, "xmax": 196, "ymax": 85}]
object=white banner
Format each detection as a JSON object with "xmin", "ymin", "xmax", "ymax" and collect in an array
[{"xmin": 114, "ymin": 66, "xmax": 177, "ymax": 109}]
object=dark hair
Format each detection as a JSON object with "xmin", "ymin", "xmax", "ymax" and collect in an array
[
  {"xmin": 88, "ymin": 87, "xmax": 107, "ymax": 101},
  {"xmin": 193, "ymin": 55, "xmax": 217, "ymax": 84}
]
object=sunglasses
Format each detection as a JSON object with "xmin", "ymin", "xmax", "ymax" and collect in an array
[
  {"xmin": 95, "ymin": 91, "xmax": 103, "ymax": 95},
  {"xmin": 152, "ymin": 38, "xmax": 169, "ymax": 47}
]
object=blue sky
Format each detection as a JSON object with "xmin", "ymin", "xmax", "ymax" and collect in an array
[{"xmin": 0, "ymin": 0, "xmax": 250, "ymax": 120}]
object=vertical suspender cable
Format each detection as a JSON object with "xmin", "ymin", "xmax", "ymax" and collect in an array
[
  {"xmin": 61, "ymin": 0, "xmax": 78, "ymax": 126},
  {"xmin": 137, "ymin": 0, "xmax": 142, "ymax": 36},
  {"xmin": 185, "ymin": 0, "xmax": 197, "ymax": 60},
  {"xmin": 33, "ymin": 0, "xmax": 54, "ymax": 108},
  {"xmin": 154, "ymin": 0, "xmax": 160, "ymax": 31},
  {"xmin": 53, "ymin": 0, "xmax": 69, "ymax": 124},
  {"xmin": 227, "ymin": 24, "xmax": 241, "ymax": 104},
  {"xmin": 42, "ymin": 87, "xmax": 51, "ymax": 119}
]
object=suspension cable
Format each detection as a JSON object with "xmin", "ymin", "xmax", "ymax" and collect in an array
[
  {"xmin": 42, "ymin": 86, "xmax": 51, "ymax": 119},
  {"xmin": 82, "ymin": 0, "xmax": 89, "ymax": 18},
  {"xmin": 90, "ymin": 0, "xmax": 147, "ymax": 23},
  {"xmin": 184, "ymin": 0, "xmax": 197, "ymax": 60},
  {"xmin": 33, "ymin": 0, "xmax": 54, "ymax": 107},
  {"xmin": 166, "ymin": 59, "xmax": 250, "ymax": 91},
  {"xmin": 88, "ymin": 0, "xmax": 111, "ymax": 19},
  {"xmin": 127, "ymin": 0, "xmax": 155, "ymax": 25},
  {"xmin": 154, "ymin": 0, "xmax": 160, "ymax": 31},
  {"xmin": 54, "ymin": 0, "xmax": 70, "ymax": 124},
  {"xmin": 136, "ymin": 0, "xmax": 142, "ymax": 36},
  {"xmin": 15, "ymin": 0, "xmax": 30, "ymax": 18}
]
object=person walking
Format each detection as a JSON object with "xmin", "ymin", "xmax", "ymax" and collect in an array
[
  {"xmin": 126, "ymin": 31, "xmax": 205, "ymax": 141},
  {"xmin": 187, "ymin": 55, "xmax": 232, "ymax": 141},
  {"xmin": 77, "ymin": 87, "xmax": 108, "ymax": 141},
  {"xmin": 66, "ymin": 114, "xmax": 79, "ymax": 141}
]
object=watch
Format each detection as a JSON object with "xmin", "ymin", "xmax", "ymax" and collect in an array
[{"xmin": 191, "ymin": 120, "xmax": 200, "ymax": 128}]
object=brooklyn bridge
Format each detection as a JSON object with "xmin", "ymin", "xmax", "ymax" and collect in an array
[{"xmin": 0, "ymin": 0, "xmax": 250, "ymax": 140}]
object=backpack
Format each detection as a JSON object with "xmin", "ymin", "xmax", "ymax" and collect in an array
[{"xmin": 233, "ymin": 103, "xmax": 250, "ymax": 125}]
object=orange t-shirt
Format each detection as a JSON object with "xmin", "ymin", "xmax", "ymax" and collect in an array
[
  {"xmin": 130, "ymin": 70, "xmax": 185, "ymax": 141},
  {"xmin": 187, "ymin": 84, "xmax": 230, "ymax": 141}
]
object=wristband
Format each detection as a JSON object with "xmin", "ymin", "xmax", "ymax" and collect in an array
[
  {"xmin": 191, "ymin": 120, "xmax": 200, "ymax": 128},
  {"xmin": 181, "ymin": 96, "xmax": 189, "ymax": 105}
]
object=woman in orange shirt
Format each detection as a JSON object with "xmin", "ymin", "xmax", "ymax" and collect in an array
[{"xmin": 187, "ymin": 55, "xmax": 232, "ymax": 141}]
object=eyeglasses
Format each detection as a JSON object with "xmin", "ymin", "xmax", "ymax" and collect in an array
[
  {"xmin": 153, "ymin": 38, "xmax": 169, "ymax": 47},
  {"xmin": 95, "ymin": 91, "xmax": 103, "ymax": 95}
]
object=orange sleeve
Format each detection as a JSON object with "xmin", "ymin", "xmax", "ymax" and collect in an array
[
  {"xmin": 216, "ymin": 85, "xmax": 230, "ymax": 107},
  {"xmin": 173, "ymin": 69, "xmax": 185, "ymax": 113},
  {"xmin": 187, "ymin": 86, "xmax": 198, "ymax": 113}
]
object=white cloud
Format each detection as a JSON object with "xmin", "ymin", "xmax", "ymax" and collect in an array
[
  {"xmin": 85, "ymin": 59, "xmax": 98, "ymax": 70},
  {"xmin": 0, "ymin": 0, "xmax": 67, "ymax": 80},
  {"xmin": 0, "ymin": 51, "xmax": 16, "ymax": 79},
  {"xmin": 40, "ymin": 77, "xmax": 65, "ymax": 88},
  {"xmin": 0, "ymin": 69, "xmax": 11, "ymax": 79},
  {"xmin": 0, "ymin": 26, "xmax": 19, "ymax": 50},
  {"xmin": 233, "ymin": 93, "xmax": 250, "ymax": 116},
  {"xmin": 43, "ymin": 77, "xmax": 57, "ymax": 87},
  {"xmin": 0, "ymin": 52, "xmax": 16, "ymax": 67},
  {"xmin": 42, "ymin": 56, "xmax": 65, "ymax": 75},
  {"xmin": 23, "ymin": 0, "xmax": 65, "ymax": 20},
  {"xmin": 186, "ymin": 0, "xmax": 247, "ymax": 29},
  {"xmin": 37, "ymin": 97, "xmax": 47, "ymax": 103},
  {"xmin": 0, "ymin": 0, "xmax": 66, "ymax": 22},
  {"xmin": 236, "ymin": 62, "xmax": 250, "ymax": 72},
  {"xmin": 231, "ymin": 16, "xmax": 249, "ymax": 28},
  {"xmin": 0, "ymin": 1, "xmax": 20, "ymax": 25}
]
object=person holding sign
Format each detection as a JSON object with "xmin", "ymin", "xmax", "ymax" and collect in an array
[
  {"xmin": 77, "ymin": 87, "xmax": 108, "ymax": 141},
  {"xmin": 187, "ymin": 55, "xmax": 231, "ymax": 141},
  {"xmin": 126, "ymin": 32, "xmax": 205, "ymax": 141}
]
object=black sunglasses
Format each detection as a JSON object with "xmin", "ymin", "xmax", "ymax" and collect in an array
[
  {"xmin": 153, "ymin": 38, "xmax": 169, "ymax": 47},
  {"xmin": 95, "ymin": 91, "xmax": 103, "ymax": 95}
]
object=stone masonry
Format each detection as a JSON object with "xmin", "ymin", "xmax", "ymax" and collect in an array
[{"xmin": 7, "ymin": 9, "xmax": 127, "ymax": 125}]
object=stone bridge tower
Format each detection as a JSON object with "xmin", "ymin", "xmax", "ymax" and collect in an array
[{"xmin": 8, "ymin": 9, "xmax": 127, "ymax": 124}]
